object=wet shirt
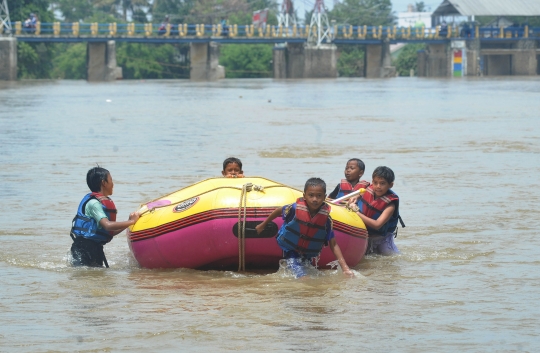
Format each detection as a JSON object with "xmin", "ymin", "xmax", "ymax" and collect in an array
[{"xmin": 85, "ymin": 199, "xmax": 107, "ymax": 229}]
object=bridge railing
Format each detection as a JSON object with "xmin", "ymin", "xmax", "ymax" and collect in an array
[{"xmin": 6, "ymin": 21, "xmax": 540, "ymax": 41}]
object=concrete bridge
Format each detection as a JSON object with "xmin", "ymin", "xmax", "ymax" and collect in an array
[{"xmin": 1, "ymin": 21, "xmax": 539, "ymax": 81}]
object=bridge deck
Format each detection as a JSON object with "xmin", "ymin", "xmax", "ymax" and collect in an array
[{"xmin": 4, "ymin": 22, "xmax": 540, "ymax": 45}]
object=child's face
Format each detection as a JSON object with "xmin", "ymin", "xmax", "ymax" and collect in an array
[
  {"xmin": 222, "ymin": 162, "xmax": 243, "ymax": 178},
  {"xmin": 371, "ymin": 176, "xmax": 393, "ymax": 198},
  {"xmin": 344, "ymin": 161, "xmax": 363, "ymax": 183},
  {"xmin": 101, "ymin": 173, "xmax": 114, "ymax": 196},
  {"xmin": 303, "ymin": 185, "xmax": 326, "ymax": 213}
]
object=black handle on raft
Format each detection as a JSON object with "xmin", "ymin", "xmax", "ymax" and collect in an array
[{"xmin": 232, "ymin": 221, "xmax": 278, "ymax": 239}]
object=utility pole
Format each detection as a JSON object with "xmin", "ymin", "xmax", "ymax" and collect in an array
[
  {"xmin": 0, "ymin": 0, "xmax": 11, "ymax": 34},
  {"xmin": 278, "ymin": 0, "xmax": 297, "ymax": 28},
  {"xmin": 308, "ymin": 0, "xmax": 331, "ymax": 46}
]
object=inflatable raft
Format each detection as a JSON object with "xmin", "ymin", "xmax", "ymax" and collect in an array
[{"xmin": 127, "ymin": 177, "xmax": 368, "ymax": 270}]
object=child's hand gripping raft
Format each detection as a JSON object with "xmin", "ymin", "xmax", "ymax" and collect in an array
[{"xmin": 256, "ymin": 178, "xmax": 354, "ymax": 278}]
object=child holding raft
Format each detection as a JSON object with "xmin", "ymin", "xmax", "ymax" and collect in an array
[
  {"xmin": 255, "ymin": 178, "xmax": 353, "ymax": 278},
  {"xmin": 70, "ymin": 167, "xmax": 140, "ymax": 267},
  {"xmin": 328, "ymin": 158, "xmax": 370, "ymax": 205},
  {"xmin": 347, "ymin": 166, "xmax": 405, "ymax": 256}
]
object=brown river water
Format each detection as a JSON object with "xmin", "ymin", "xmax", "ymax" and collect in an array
[{"xmin": 0, "ymin": 77, "xmax": 539, "ymax": 352}]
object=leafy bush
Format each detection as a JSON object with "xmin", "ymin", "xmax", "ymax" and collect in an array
[
  {"xmin": 337, "ymin": 46, "xmax": 364, "ymax": 77},
  {"xmin": 51, "ymin": 44, "xmax": 86, "ymax": 79},
  {"xmin": 394, "ymin": 43, "xmax": 425, "ymax": 76},
  {"xmin": 219, "ymin": 44, "xmax": 273, "ymax": 78},
  {"xmin": 116, "ymin": 43, "xmax": 190, "ymax": 79}
]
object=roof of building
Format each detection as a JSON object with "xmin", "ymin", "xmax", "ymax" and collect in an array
[{"xmin": 432, "ymin": 0, "xmax": 540, "ymax": 16}]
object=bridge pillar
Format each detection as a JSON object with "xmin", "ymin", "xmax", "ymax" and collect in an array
[
  {"xmin": 417, "ymin": 43, "xmax": 449, "ymax": 77},
  {"xmin": 273, "ymin": 46, "xmax": 287, "ymax": 79},
  {"xmin": 304, "ymin": 44, "xmax": 337, "ymax": 78},
  {"xmin": 512, "ymin": 39, "xmax": 537, "ymax": 75},
  {"xmin": 365, "ymin": 41, "xmax": 395, "ymax": 78},
  {"xmin": 0, "ymin": 37, "xmax": 17, "ymax": 81},
  {"xmin": 190, "ymin": 42, "xmax": 225, "ymax": 81},
  {"xmin": 273, "ymin": 43, "xmax": 337, "ymax": 79},
  {"xmin": 87, "ymin": 41, "xmax": 122, "ymax": 82},
  {"xmin": 466, "ymin": 39, "xmax": 481, "ymax": 76}
]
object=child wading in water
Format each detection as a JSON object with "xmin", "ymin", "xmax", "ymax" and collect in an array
[
  {"xmin": 222, "ymin": 157, "xmax": 244, "ymax": 178},
  {"xmin": 70, "ymin": 167, "xmax": 140, "ymax": 267},
  {"xmin": 328, "ymin": 158, "xmax": 370, "ymax": 205},
  {"xmin": 256, "ymin": 178, "xmax": 353, "ymax": 278},
  {"xmin": 348, "ymin": 166, "xmax": 405, "ymax": 255}
]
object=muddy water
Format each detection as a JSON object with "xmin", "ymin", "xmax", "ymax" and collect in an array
[{"xmin": 1, "ymin": 77, "xmax": 539, "ymax": 352}]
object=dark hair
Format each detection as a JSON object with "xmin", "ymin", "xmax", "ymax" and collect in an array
[
  {"xmin": 347, "ymin": 158, "xmax": 365, "ymax": 171},
  {"xmin": 372, "ymin": 166, "xmax": 395, "ymax": 183},
  {"xmin": 223, "ymin": 157, "xmax": 242, "ymax": 170},
  {"xmin": 86, "ymin": 166, "xmax": 110, "ymax": 192},
  {"xmin": 304, "ymin": 177, "xmax": 326, "ymax": 193}
]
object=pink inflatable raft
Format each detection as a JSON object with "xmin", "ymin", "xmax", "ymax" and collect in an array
[{"xmin": 127, "ymin": 177, "xmax": 368, "ymax": 270}]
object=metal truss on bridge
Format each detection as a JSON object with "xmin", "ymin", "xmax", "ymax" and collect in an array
[
  {"xmin": 0, "ymin": 0, "xmax": 11, "ymax": 34},
  {"xmin": 6, "ymin": 21, "xmax": 540, "ymax": 44}
]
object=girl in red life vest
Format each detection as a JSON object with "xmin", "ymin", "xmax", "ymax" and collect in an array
[
  {"xmin": 327, "ymin": 158, "xmax": 370, "ymax": 204},
  {"xmin": 256, "ymin": 178, "xmax": 354, "ymax": 278},
  {"xmin": 70, "ymin": 167, "xmax": 140, "ymax": 267},
  {"xmin": 348, "ymin": 166, "xmax": 404, "ymax": 256}
]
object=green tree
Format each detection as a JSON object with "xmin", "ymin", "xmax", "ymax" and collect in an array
[
  {"xmin": 116, "ymin": 43, "xmax": 190, "ymax": 79},
  {"xmin": 337, "ymin": 46, "xmax": 364, "ymax": 77},
  {"xmin": 51, "ymin": 43, "xmax": 87, "ymax": 79},
  {"xmin": 54, "ymin": 0, "xmax": 95, "ymax": 22},
  {"xmin": 330, "ymin": 0, "xmax": 394, "ymax": 26},
  {"xmin": 415, "ymin": 2, "xmax": 426, "ymax": 12},
  {"xmin": 151, "ymin": 0, "xmax": 195, "ymax": 23},
  {"xmin": 394, "ymin": 43, "xmax": 425, "ymax": 76},
  {"xmin": 17, "ymin": 42, "xmax": 58, "ymax": 79},
  {"xmin": 93, "ymin": 0, "xmax": 150, "ymax": 22},
  {"xmin": 219, "ymin": 44, "xmax": 272, "ymax": 78},
  {"xmin": 7, "ymin": 0, "xmax": 54, "ymax": 23}
]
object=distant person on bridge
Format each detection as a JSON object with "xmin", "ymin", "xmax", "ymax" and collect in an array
[
  {"xmin": 158, "ymin": 15, "xmax": 170, "ymax": 36},
  {"xmin": 439, "ymin": 21, "xmax": 448, "ymax": 37},
  {"xmin": 221, "ymin": 17, "xmax": 229, "ymax": 37},
  {"xmin": 23, "ymin": 13, "xmax": 37, "ymax": 33}
]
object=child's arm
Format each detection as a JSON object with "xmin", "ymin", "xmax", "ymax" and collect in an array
[
  {"xmin": 255, "ymin": 207, "xmax": 282, "ymax": 234},
  {"xmin": 99, "ymin": 211, "xmax": 140, "ymax": 235},
  {"xmin": 329, "ymin": 238, "xmax": 353, "ymax": 276},
  {"xmin": 355, "ymin": 203, "xmax": 395, "ymax": 231}
]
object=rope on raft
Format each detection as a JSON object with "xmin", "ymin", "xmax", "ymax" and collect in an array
[{"xmin": 237, "ymin": 183, "xmax": 264, "ymax": 272}]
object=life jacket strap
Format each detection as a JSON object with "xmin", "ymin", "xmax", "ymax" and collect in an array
[
  {"xmin": 285, "ymin": 225, "xmax": 326, "ymax": 242},
  {"xmin": 293, "ymin": 217, "xmax": 326, "ymax": 230},
  {"xmin": 280, "ymin": 237, "xmax": 319, "ymax": 257},
  {"xmin": 398, "ymin": 215, "xmax": 406, "ymax": 228}
]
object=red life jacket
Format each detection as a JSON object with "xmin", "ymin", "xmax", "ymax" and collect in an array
[
  {"xmin": 276, "ymin": 198, "xmax": 331, "ymax": 257},
  {"xmin": 338, "ymin": 179, "xmax": 370, "ymax": 197},
  {"xmin": 359, "ymin": 185, "xmax": 400, "ymax": 236},
  {"xmin": 91, "ymin": 192, "xmax": 117, "ymax": 234}
]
